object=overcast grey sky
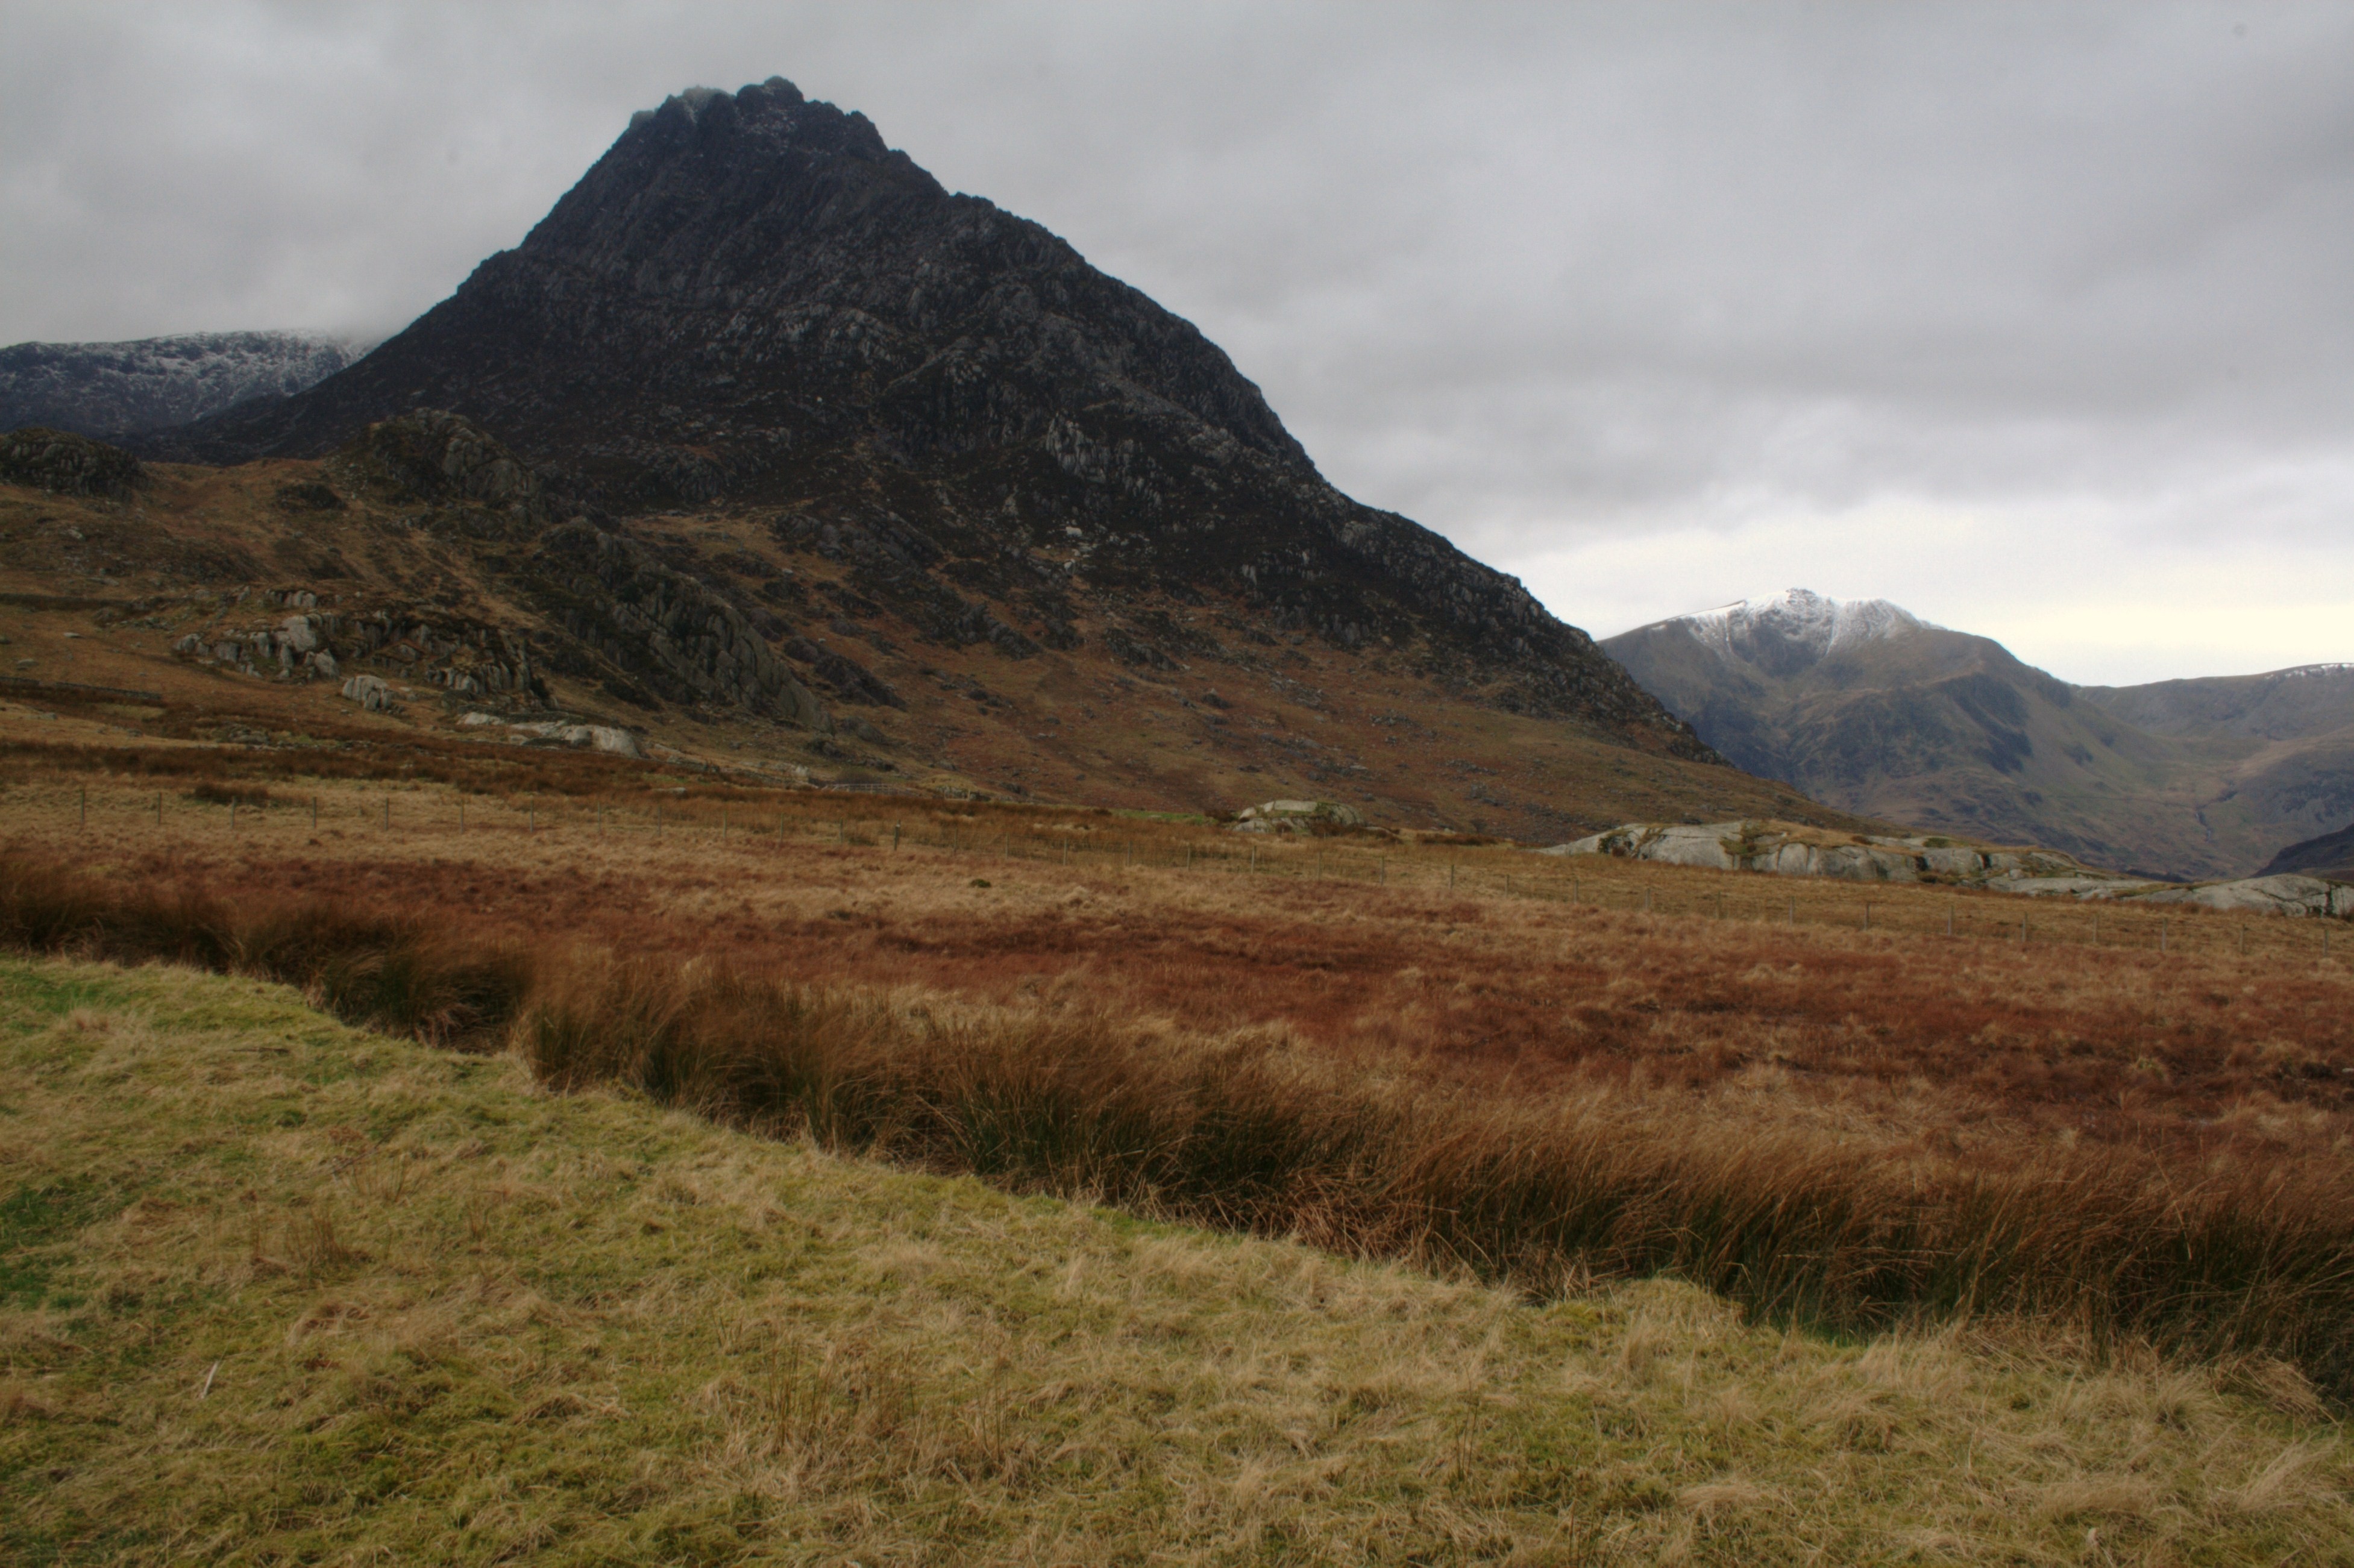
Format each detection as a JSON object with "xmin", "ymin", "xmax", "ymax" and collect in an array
[{"xmin": 3, "ymin": 1, "xmax": 2348, "ymax": 685}]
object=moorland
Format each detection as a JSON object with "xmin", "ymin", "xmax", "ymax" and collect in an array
[{"xmin": 5, "ymin": 686, "xmax": 2353, "ymax": 1561}]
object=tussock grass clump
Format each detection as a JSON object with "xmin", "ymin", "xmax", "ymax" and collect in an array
[
  {"xmin": 0, "ymin": 857, "xmax": 530, "ymax": 1047},
  {"xmin": 519, "ymin": 956, "xmax": 2354, "ymax": 1402}
]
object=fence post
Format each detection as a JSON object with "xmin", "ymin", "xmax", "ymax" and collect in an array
[
  {"xmin": 2160, "ymin": 919, "xmax": 2167, "ymax": 955},
  {"xmin": 893, "ymin": 823, "xmax": 902, "ymax": 851},
  {"xmin": 312, "ymin": 795, "xmax": 318, "ymax": 830}
]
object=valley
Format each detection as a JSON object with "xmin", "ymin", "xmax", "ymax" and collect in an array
[{"xmin": 1606, "ymin": 591, "xmax": 2354, "ymax": 880}]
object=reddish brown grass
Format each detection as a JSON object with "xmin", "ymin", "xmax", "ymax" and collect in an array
[{"xmin": 7, "ymin": 727, "xmax": 2352, "ymax": 1394}]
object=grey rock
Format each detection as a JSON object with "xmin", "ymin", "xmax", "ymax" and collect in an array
[{"xmin": 1230, "ymin": 798, "xmax": 1364, "ymax": 834}]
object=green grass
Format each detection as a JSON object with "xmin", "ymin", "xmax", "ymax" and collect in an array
[{"xmin": 2, "ymin": 956, "xmax": 2350, "ymax": 1565}]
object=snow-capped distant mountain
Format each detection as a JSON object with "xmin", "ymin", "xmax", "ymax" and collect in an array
[
  {"xmin": 0, "ymin": 331, "xmax": 370, "ymax": 439},
  {"xmin": 1675, "ymin": 589, "xmax": 1927, "ymax": 670},
  {"xmin": 1602, "ymin": 589, "xmax": 2354, "ymax": 881}
]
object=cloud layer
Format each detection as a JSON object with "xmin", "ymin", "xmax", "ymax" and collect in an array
[{"xmin": 3, "ymin": 1, "xmax": 2347, "ymax": 684}]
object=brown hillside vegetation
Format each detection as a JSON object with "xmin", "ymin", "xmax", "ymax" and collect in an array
[
  {"xmin": 5, "ymin": 697, "xmax": 2352, "ymax": 1412},
  {"xmin": 0, "ymin": 456, "xmax": 1864, "ymax": 839}
]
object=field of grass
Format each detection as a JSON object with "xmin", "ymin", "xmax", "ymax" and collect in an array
[
  {"xmin": 4, "ymin": 693, "xmax": 2353, "ymax": 1558},
  {"xmin": 6, "ymin": 955, "xmax": 2351, "ymax": 1565}
]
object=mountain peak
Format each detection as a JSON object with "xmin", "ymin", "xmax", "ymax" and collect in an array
[
  {"xmin": 126, "ymin": 75, "xmax": 1720, "ymax": 768},
  {"xmin": 1675, "ymin": 589, "xmax": 1925, "ymax": 668}
]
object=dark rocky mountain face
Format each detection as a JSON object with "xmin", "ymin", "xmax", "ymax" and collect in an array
[
  {"xmin": 151, "ymin": 78, "xmax": 1708, "ymax": 758},
  {"xmin": 2264, "ymin": 819, "xmax": 2354, "ymax": 880},
  {"xmin": 1, "ymin": 331, "xmax": 364, "ymax": 439},
  {"xmin": 1604, "ymin": 591, "xmax": 2354, "ymax": 880}
]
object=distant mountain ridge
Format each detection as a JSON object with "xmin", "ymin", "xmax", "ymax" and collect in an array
[
  {"xmin": 1604, "ymin": 590, "xmax": 2354, "ymax": 880},
  {"xmin": 0, "ymin": 331, "xmax": 368, "ymax": 438}
]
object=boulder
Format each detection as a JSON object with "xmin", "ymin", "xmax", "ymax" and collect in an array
[
  {"xmin": 1544, "ymin": 819, "xmax": 2064, "ymax": 889},
  {"xmin": 1230, "ymin": 798, "xmax": 1365, "ymax": 834},
  {"xmin": 459, "ymin": 711, "xmax": 642, "ymax": 758},
  {"xmin": 341, "ymin": 673, "xmax": 393, "ymax": 712}
]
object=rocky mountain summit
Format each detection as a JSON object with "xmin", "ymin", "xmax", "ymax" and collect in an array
[
  {"xmin": 1, "ymin": 331, "xmax": 365, "ymax": 439},
  {"xmin": 1604, "ymin": 591, "xmax": 2354, "ymax": 880},
  {"xmin": 150, "ymin": 78, "xmax": 1706, "ymax": 756}
]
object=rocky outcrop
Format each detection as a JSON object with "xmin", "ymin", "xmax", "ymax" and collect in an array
[
  {"xmin": 181, "ymin": 598, "xmax": 540, "ymax": 703},
  {"xmin": 150, "ymin": 79, "xmax": 1710, "ymax": 760},
  {"xmin": 333, "ymin": 409, "xmax": 547, "ymax": 520},
  {"xmin": 2123, "ymin": 874, "xmax": 2353, "ymax": 920},
  {"xmin": 1540, "ymin": 821, "xmax": 2073, "ymax": 885},
  {"xmin": 1544, "ymin": 819, "xmax": 2353, "ymax": 915},
  {"xmin": 1229, "ymin": 799, "xmax": 1366, "ymax": 835},
  {"xmin": 524, "ymin": 521, "xmax": 827, "ymax": 728},
  {"xmin": 457, "ymin": 711, "xmax": 642, "ymax": 757},
  {"xmin": 0, "ymin": 428, "xmax": 144, "ymax": 500},
  {"xmin": 1, "ymin": 331, "xmax": 363, "ymax": 439}
]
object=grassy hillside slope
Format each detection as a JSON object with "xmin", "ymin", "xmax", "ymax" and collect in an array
[{"xmin": 4, "ymin": 957, "xmax": 2350, "ymax": 1565}]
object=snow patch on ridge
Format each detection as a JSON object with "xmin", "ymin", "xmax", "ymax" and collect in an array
[{"xmin": 1674, "ymin": 588, "xmax": 1926, "ymax": 666}]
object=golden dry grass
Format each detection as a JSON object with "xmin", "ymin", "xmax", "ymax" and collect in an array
[{"xmin": 5, "ymin": 956, "xmax": 2350, "ymax": 1564}]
